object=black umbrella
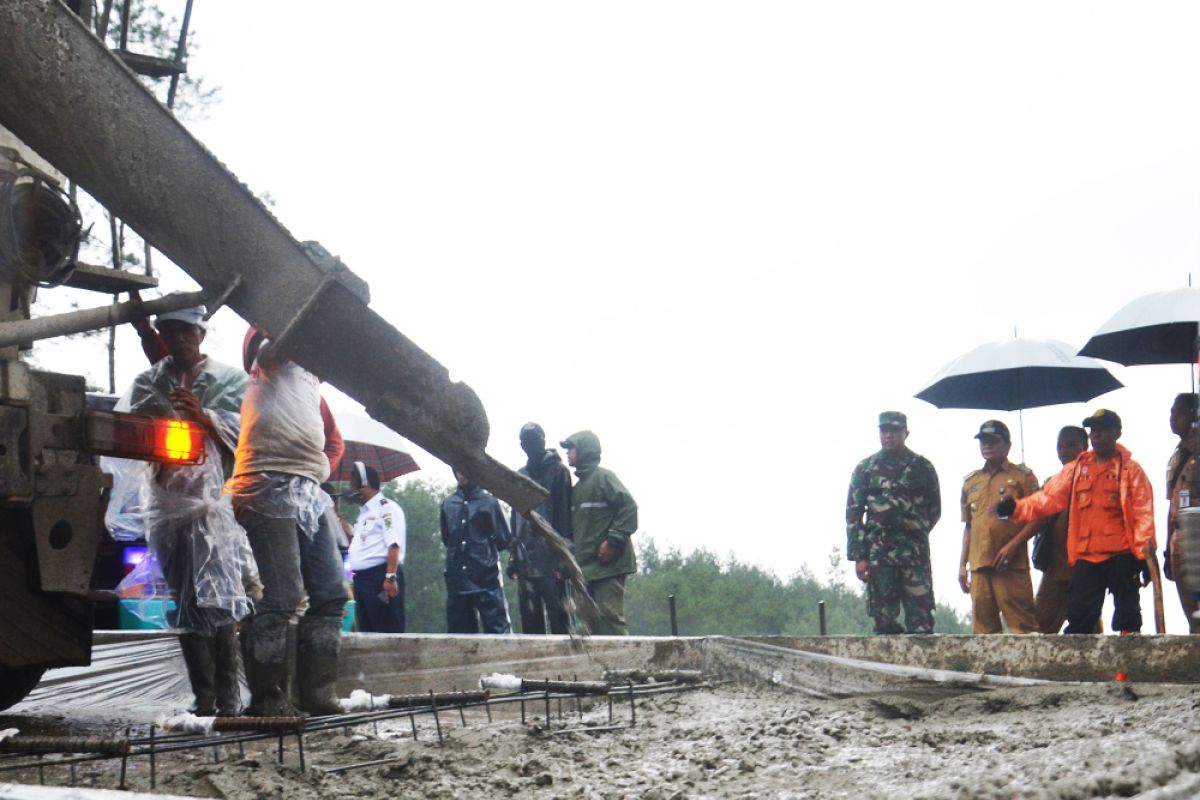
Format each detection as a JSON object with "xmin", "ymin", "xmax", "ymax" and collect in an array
[
  {"xmin": 916, "ymin": 338, "xmax": 1123, "ymax": 460},
  {"xmin": 1078, "ymin": 287, "xmax": 1200, "ymax": 634},
  {"xmin": 916, "ymin": 338, "xmax": 1123, "ymax": 411},
  {"xmin": 1078, "ymin": 288, "xmax": 1200, "ymax": 366}
]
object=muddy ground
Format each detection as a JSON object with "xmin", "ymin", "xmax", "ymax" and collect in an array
[{"xmin": 3, "ymin": 680, "xmax": 1200, "ymax": 799}]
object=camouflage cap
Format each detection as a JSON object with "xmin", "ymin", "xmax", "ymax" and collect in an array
[
  {"xmin": 974, "ymin": 419, "xmax": 1010, "ymax": 442},
  {"xmin": 878, "ymin": 411, "xmax": 907, "ymax": 429},
  {"xmin": 1082, "ymin": 408, "xmax": 1121, "ymax": 431}
]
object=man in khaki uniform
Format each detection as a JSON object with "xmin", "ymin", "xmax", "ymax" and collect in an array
[
  {"xmin": 1028, "ymin": 426, "xmax": 1089, "ymax": 633},
  {"xmin": 1165, "ymin": 393, "xmax": 1200, "ymax": 633},
  {"xmin": 958, "ymin": 420, "xmax": 1040, "ymax": 634}
]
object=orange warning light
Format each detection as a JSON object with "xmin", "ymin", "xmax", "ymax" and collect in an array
[
  {"xmin": 155, "ymin": 418, "xmax": 203, "ymax": 463},
  {"xmin": 85, "ymin": 410, "xmax": 206, "ymax": 465}
]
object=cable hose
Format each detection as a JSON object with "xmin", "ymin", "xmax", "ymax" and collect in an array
[{"xmin": 0, "ymin": 164, "xmax": 85, "ymax": 288}]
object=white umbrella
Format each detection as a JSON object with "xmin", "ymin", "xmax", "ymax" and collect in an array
[
  {"xmin": 916, "ymin": 338, "xmax": 1122, "ymax": 411},
  {"xmin": 1078, "ymin": 287, "xmax": 1200, "ymax": 366},
  {"xmin": 915, "ymin": 337, "xmax": 1123, "ymax": 460}
]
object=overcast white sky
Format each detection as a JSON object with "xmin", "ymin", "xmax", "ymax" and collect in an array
[{"xmin": 43, "ymin": 1, "xmax": 1200, "ymax": 631}]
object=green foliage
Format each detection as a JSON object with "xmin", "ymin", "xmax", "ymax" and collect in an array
[
  {"xmin": 100, "ymin": 0, "xmax": 219, "ymax": 118},
  {"xmin": 381, "ymin": 478, "xmax": 452, "ymax": 633},
  {"xmin": 627, "ymin": 538, "xmax": 970, "ymax": 636}
]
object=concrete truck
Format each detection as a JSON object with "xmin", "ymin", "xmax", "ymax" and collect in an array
[{"xmin": 0, "ymin": 0, "xmax": 555, "ymax": 710}]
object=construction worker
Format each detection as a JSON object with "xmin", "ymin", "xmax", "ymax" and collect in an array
[
  {"xmin": 999, "ymin": 409, "xmax": 1155, "ymax": 635},
  {"xmin": 227, "ymin": 334, "xmax": 347, "ymax": 716},
  {"xmin": 441, "ymin": 468, "xmax": 513, "ymax": 634},
  {"xmin": 846, "ymin": 411, "xmax": 942, "ymax": 634},
  {"xmin": 957, "ymin": 420, "xmax": 1040, "ymax": 634},
  {"xmin": 241, "ymin": 327, "xmax": 345, "ymax": 475},
  {"xmin": 126, "ymin": 305, "xmax": 250, "ymax": 716},
  {"xmin": 347, "ymin": 463, "xmax": 406, "ymax": 633},
  {"xmin": 560, "ymin": 430, "xmax": 639, "ymax": 636},
  {"xmin": 1164, "ymin": 393, "xmax": 1200, "ymax": 633},
  {"xmin": 508, "ymin": 423, "xmax": 573, "ymax": 634}
]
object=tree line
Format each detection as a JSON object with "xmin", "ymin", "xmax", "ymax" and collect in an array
[{"xmin": 370, "ymin": 479, "xmax": 969, "ymax": 635}]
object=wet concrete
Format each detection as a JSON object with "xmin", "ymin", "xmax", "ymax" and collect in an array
[
  {"xmin": 744, "ymin": 634, "xmax": 1200, "ymax": 683},
  {"xmin": 79, "ymin": 630, "xmax": 1200, "ymax": 708},
  {"xmin": 335, "ymin": 632, "xmax": 702, "ymax": 697},
  {"xmin": 7, "ymin": 632, "xmax": 1200, "ymax": 798}
]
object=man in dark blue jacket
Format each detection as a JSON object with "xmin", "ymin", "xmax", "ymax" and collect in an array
[
  {"xmin": 508, "ymin": 423, "xmax": 573, "ymax": 634},
  {"xmin": 440, "ymin": 468, "xmax": 512, "ymax": 633}
]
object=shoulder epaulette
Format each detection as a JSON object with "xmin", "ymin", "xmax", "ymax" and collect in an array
[{"xmin": 963, "ymin": 469, "xmax": 981, "ymax": 481}]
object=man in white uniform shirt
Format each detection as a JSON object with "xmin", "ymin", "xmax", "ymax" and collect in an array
[{"xmin": 348, "ymin": 463, "xmax": 407, "ymax": 632}]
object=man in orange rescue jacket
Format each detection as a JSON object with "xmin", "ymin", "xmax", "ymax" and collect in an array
[{"xmin": 997, "ymin": 409, "xmax": 1155, "ymax": 635}]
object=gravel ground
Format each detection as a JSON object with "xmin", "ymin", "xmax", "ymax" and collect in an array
[{"xmin": 3, "ymin": 680, "xmax": 1200, "ymax": 799}]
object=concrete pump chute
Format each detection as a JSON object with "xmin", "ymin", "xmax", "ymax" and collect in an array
[{"xmin": 0, "ymin": 0, "xmax": 548, "ymax": 515}]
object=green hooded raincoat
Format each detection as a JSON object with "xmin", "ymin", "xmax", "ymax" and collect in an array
[{"xmin": 564, "ymin": 430, "xmax": 638, "ymax": 581}]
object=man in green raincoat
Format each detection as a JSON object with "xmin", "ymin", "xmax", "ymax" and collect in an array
[{"xmin": 559, "ymin": 431, "xmax": 638, "ymax": 635}]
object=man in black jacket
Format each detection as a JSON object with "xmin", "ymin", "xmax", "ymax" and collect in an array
[
  {"xmin": 508, "ymin": 423, "xmax": 573, "ymax": 634},
  {"xmin": 440, "ymin": 468, "xmax": 512, "ymax": 634}
]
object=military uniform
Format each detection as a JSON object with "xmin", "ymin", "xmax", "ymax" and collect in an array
[
  {"xmin": 1166, "ymin": 430, "xmax": 1200, "ymax": 633},
  {"xmin": 961, "ymin": 460, "xmax": 1039, "ymax": 634},
  {"xmin": 846, "ymin": 424, "xmax": 941, "ymax": 634}
]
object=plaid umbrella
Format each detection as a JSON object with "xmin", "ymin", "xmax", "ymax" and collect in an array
[
  {"xmin": 332, "ymin": 441, "xmax": 420, "ymax": 485},
  {"xmin": 328, "ymin": 412, "xmax": 420, "ymax": 486}
]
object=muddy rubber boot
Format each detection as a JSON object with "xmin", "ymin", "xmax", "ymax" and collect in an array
[
  {"xmin": 178, "ymin": 633, "xmax": 217, "ymax": 716},
  {"xmin": 296, "ymin": 617, "xmax": 343, "ymax": 716},
  {"xmin": 242, "ymin": 616, "xmax": 301, "ymax": 717},
  {"xmin": 213, "ymin": 625, "xmax": 242, "ymax": 717}
]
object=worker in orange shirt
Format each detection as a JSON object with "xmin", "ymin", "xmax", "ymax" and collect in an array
[{"xmin": 997, "ymin": 409, "xmax": 1155, "ymax": 635}]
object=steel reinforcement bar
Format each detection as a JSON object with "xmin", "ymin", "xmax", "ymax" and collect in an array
[{"xmin": 0, "ymin": 679, "xmax": 716, "ymax": 780}]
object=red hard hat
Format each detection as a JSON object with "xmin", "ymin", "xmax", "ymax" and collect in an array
[{"xmin": 242, "ymin": 327, "xmax": 266, "ymax": 373}]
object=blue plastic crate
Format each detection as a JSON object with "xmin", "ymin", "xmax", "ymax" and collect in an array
[{"xmin": 118, "ymin": 598, "xmax": 176, "ymax": 630}]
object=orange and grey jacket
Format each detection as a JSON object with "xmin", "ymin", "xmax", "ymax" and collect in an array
[{"xmin": 1011, "ymin": 443, "xmax": 1155, "ymax": 566}]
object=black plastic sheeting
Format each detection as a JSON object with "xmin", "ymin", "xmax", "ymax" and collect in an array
[{"xmin": 10, "ymin": 636, "xmax": 192, "ymax": 719}]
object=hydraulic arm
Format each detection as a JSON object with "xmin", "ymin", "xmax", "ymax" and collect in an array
[{"xmin": 0, "ymin": 0, "xmax": 546, "ymax": 512}]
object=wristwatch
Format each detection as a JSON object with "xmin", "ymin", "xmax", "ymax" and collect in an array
[{"xmin": 384, "ymin": 573, "xmax": 397, "ymax": 582}]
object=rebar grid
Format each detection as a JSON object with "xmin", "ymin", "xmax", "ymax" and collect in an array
[{"xmin": 0, "ymin": 679, "xmax": 721, "ymax": 787}]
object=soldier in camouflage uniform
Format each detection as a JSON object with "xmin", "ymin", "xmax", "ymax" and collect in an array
[{"xmin": 846, "ymin": 411, "xmax": 942, "ymax": 634}]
